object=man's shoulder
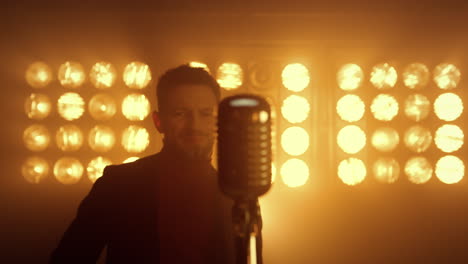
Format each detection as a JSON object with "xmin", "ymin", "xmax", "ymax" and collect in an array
[{"xmin": 97, "ymin": 153, "xmax": 161, "ymax": 185}]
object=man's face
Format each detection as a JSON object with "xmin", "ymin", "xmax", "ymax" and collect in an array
[{"xmin": 155, "ymin": 84, "xmax": 218, "ymax": 160}]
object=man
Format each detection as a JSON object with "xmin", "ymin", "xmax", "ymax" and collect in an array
[{"xmin": 50, "ymin": 65, "xmax": 236, "ymax": 263}]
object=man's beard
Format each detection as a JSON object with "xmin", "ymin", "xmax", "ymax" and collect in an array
[{"xmin": 164, "ymin": 137, "xmax": 214, "ymax": 161}]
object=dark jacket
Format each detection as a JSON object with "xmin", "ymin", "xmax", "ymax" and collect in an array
[{"xmin": 50, "ymin": 148, "xmax": 240, "ymax": 264}]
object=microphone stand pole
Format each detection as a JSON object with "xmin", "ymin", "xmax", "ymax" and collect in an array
[{"xmin": 232, "ymin": 199, "xmax": 262, "ymax": 264}]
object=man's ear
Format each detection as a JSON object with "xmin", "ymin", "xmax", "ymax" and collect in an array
[{"xmin": 152, "ymin": 111, "xmax": 164, "ymax": 134}]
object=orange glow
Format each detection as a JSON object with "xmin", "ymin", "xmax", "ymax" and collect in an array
[
  {"xmin": 123, "ymin": 62, "xmax": 152, "ymax": 89},
  {"xmin": 56, "ymin": 125, "xmax": 84, "ymax": 152},
  {"xmin": 337, "ymin": 125, "xmax": 366, "ymax": 154},
  {"xmin": 371, "ymin": 127, "xmax": 399, "ymax": 152},
  {"xmin": 88, "ymin": 125, "xmax": 116, "ymax": 152},
  {"xmin": 433, "ymin": 63, "xmax": 460, "ymax": 90},
  {"xmin": 338, "ymin": 158, "xmax": 366, "ymax": 186},
  {"xmin": 434, "ymin": 124, "xmax": 464, "ymax": 153},
  {"xmin": 370, "ymin": 63, "xmax": 397, "ymax": 89},
  {"xmin": 280, "ymin": 159, "xmax": 309, "ymax": 188},
  {"xmin": 25, "ymin": 93, "xmax": 52, "ymax": 120},
  {"xmin": 281, "ymin": 95, "xmax": 310, "ymax": 123},
  {"xmin": 216, "ymin": 62, "xmax": 243, "ymax": 90},
  {"xmin": 121, "ymin": 93, "xmax": 150, "ymax": 121},
  {"xmin": 403, "ymin": 63, "xmax": 429, "ymax": 89},
  {"xmin": 89, "ymin": 93, "xmax": 117, "ymax": 121},
  {"xmin": 370, "ymin": 94, "xmax": 399, "ymax": 121},
  {"xmin": 404, "ymin": 94, "xmax": 430, "ymax": 121},
  {"xmin": 337, "ymin": 64, "xmax": 364, "ymax": 91},
  {"xmin": 22, "ymin": 156, "xmax": 49, "ymax": 184},
  {"xmin": 123, "ymin": 157, "xmax": 140, "ymax": 163},
  {"xmin": 404, "ymin": 125, "xmax": 432, "ymax": 153},
  {"xmin": 58, "ymin": 61, "xmax": 86, "ymax": 88},
  {"xmin": 433, "ymin": 93, "xmax": 463, "ymax": 121},
  {"xmin": 373, "ymin": 158, "xmax": 399, "ymax": 184},
  {"xmin": 122, "ymin": 125, "xmax": 150, "ymax": 153},
  {"xmin": 54, "ymin": 157, "xmax": 83, "ymax": 185},
  {"xmin": 282, "ymin": 63, "xmax": 310, "ymax": 92},
  {"xmin": 189, "ymin": 61, "xmax": 210, "ymax": 72},
  {"xmin": 57, "ymin": 92, "xmax": 85, "ymax": 121},
  {"xmin": 405, "ymin": 157, "xmax": 432, "ymax": 184},
  {"xmin": 281, "ymin": 126, "xmax": 309, "ymax": 156},
  {"xmin": 435, "ymin": 155, "xmax": 465, "ymax": 184},
  {"xmin": 25, "ymin": 62, "xmax": 53, "ymax": 88},
  {"xmin": 89, "ymin": 61, "xmax": 117, "ymax": 89},
  {"xmin": 336, "ymin": 94, "xmax": 365, "ymax": 122},
  {"xmin": 87, "ymin": 156, "xmax": 112, "ymax": 183},
  {"xmin": 23, "ymin": 124, "xmax": 50, "ymax": 152}
]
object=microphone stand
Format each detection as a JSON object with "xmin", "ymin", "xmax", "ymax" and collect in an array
[{"xmin": 232, "ymin": 199, "xmax": 262, "ymax": 264}]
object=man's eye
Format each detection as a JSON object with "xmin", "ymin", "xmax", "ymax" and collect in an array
[{"xmin": 174, "ymin": 111, "xmax": 186, "ymax": 117}]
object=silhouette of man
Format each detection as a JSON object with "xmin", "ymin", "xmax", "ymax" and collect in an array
[{"xmin": 50, "ymin": 65, "xmax": 237, "ymax": 263}]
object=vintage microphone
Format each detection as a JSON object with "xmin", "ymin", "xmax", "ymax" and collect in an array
[{"xmin": 217, "ymin": 94, "xmax": 272, "ymax": 264}]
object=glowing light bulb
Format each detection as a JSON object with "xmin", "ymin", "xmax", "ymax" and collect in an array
[
  {"xmin": 404, "ymin": 125, "xmax": 432, "ymax": 153},
  {"xmin": 25, "ymin": 62, "xmax": 53, "ymax": 88},
  {"xmin": 281, "ymin": 126, "xmax": 309, "ymax": 156},
  {"xmin": 371, "ymin": 94, "xmax": 399, "ymax": 121},
  {"xmin": 435, "ymin": 155, "xmax": 464, "ymax": 184},
  {"xmin": 433, "ymin": 93, "xmax": 463, "ymax": 121},
  {"xmin": 371, "ymin": 127, "xmax": 399, "ymax": 152},
  {"xmin": 405, "ymin": 157, "xmax": 432, "ymax": 184},
  {"xmin": 22, "ymin": 156, "xmax": 49, "ymax": 184},
  {"xmin": 337, "ymin": 64, "xmax": 364, "ymax": 91},
  {"xmin": 338, "ymin": 158, "xmax": 366, "ymax": 186},
  {"xmin": 88, "ymin": 125, "xmax": 116, "ymax": 152},
  {"xmin": 280, "ymin": 158, "xmax": 309, "ymax": 188},
  {"xmin": 122, "ymin": 125, "xmax": 150, "ymax": 153},
  {"xmin": 337, "ymin": 125, "xmax": 366, "ymax": 154},
  {"xmin": 370, "ymin": 63, "xmax": 397, "ymax": 89},
  {"xmin": 336, "ymin": 94, "xmax": 365, "ymax": 122},
  {"xmin": 216, "ymin": 62, "xmax": 243, "ymax": 90},
  {"xmin": 57, "ymin": 92, "xmax": 85, "ymax": 121},
  {"xmin": 123, "ymin": 62, "xmax": 152, "ymax": 89},
  {"xmin": 282, "ymin": 63, "xmax": 310, "ymax": 92},
  {"xmin": 89, "ymin": 93, "xmax": 117, "ymax": 121},
  {"xmin": 56, "ymin": 125, "xmax": 84, "ymax": 152},
  {"xmin": 434, "ymin": 124, "xmax": 464, "ymax": 153},
  {"xmin": 89, "ymin": 61, "xmax": 117, "ymax": 89},
  {"xmin": 54, "ymin": 157, "xmax": 83, "ymax": 185},
  {"xmin": 23, "ymin": 124, "xmax": 50, "ymax": 151},
  {"xmin": 121, "ymin": 93, "xmax": 150, "ymax": 121},
  {"xmin": 404, "ymin": 94, "xmax": 430, "ymax": 121},
  {"xmin": 403, "ymin": 63, "xmax": 429, "ymax": 89},
  {"xmin": 24, "ymin": 93, "xmax": 52, "ymax": 120},
  {"xmin": 58, "ymin": 61, "xmax": 86, "ymax": 88},
  {"xmin": 87, "ymin": 156, "xmax": 112, "ymax": 183},
  {"xmin": 433, "ymin": 63, "xmax": 460, "ymax": 90},
  {"xmin": 281, "ymin": 95, "xmax": 310, "ymax": 124},
  {"xmin": 373, "ymin": 158, "xmax": 399, "ymax": 184}
]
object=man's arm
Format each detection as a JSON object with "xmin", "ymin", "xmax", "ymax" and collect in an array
[{"xmin": 50, "ymin": 167, "xmax": 116, "ymax": 263}]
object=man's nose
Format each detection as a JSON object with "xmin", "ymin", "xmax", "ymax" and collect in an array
[{"xmin": 187, "ymin": 112, "xmax": 204, "ymax": 130}]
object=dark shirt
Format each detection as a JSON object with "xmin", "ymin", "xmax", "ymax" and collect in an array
[{"xmin": 50, "ymin": 147, "xmax": 236, "ymax": 264}]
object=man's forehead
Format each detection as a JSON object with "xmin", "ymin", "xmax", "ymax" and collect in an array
[{"xmin": 166, "ymin": 84, "xmax": 218, "ymax": 109}]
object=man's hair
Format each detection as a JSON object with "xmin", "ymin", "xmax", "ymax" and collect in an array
[{"xmin": 156, "ymin": 64, "xmax": 221, "ymax": 112}]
